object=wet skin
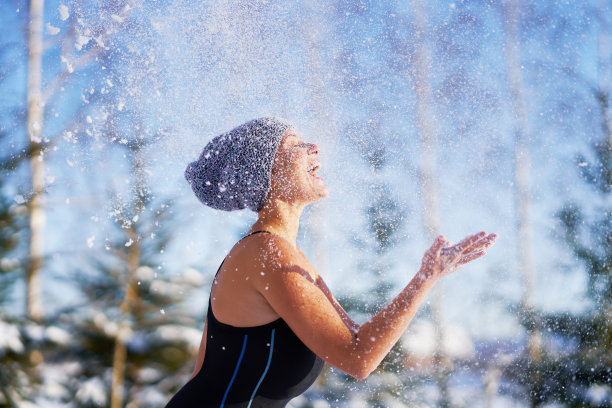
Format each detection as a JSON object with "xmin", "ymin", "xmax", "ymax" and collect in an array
[{"xmin": 190, "ymin": 129, "xmax": 498, "ymax": 380}]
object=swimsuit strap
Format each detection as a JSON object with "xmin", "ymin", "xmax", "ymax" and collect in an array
[
  {"xmin": 209, "ymin": 230, "xmax": 272, "ymax": 314},
  {"xmin": 241, "ymin": 230, "xmax": 271, "ymax": 241}
]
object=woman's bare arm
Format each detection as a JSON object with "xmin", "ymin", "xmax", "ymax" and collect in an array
[
  {"xmin": 316, "ymin": 276, "xmax": 359, "ymax": 334},
  {"xmin": 255, "ymin": 232, "xmax": 497, "ymax": 379}
]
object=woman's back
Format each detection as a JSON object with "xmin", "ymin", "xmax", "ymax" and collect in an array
[
  {"xmin": 165, "ymin": 231, "xmax": 324, "ymax": 407},
  {"xmin": 165, "ymin": 298, "xmax": 323, "ymax": 408},
  {"xmin": 172, "ymin": 118, "xmax": 498, "ymax": 406}
]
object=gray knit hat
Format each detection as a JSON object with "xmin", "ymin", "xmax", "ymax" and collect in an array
[{"xmin": 185, "ymin": 117, "xmax": 293, "ymax": 212}]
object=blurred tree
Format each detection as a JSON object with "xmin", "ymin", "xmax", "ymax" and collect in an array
[
  {"xmin": 303, "ymin": 0, "xmax": 334, "ymax": 286},
  {"xmin": 501, "ymin": 0, "xmax": 541, "ymax": 360},
  {"xmin": 49, "ymin": 136, "xmax": 203, "ymax": 408},
  {"xmin": 334, "ymin": 113, "xmax": 407, "ymax": 406},
  {"xmin": 0, "ymin": 21, "xmax": 46, "ymax": 403},
  {"xmin": 22, "ymin": 0, "xmax": 140, "ymax": 322},
  {"xmin": 344, "ymin": 112, "xmax": 405, "ymax": 314},
  {"xmin": 0, "ymin": 126, "xmax": 70, "ymax": 408},
  {"xmin": 25, "ymin": 0, "xmax": 45, "ymax": 321},
  {"xmin": 504, "ymin": 1, "xmax": 611, "ymax": 406},
  {"xmin": 328, "ymin": 1, "xmax": 479, "ymax": 405},
  {"xmin": 409, "ymin": 1, "xmax": 451, "ymax": 406},
  {"xmin": 0, "ymin": 134, "xmax": 29, "ymax": 310},
  {"xmin": 300, "ymin": 2, "xmax": 338, "ymax": 401},
  {"xmin": 499, "ymin": 0, "xmax": 545, "ymax": 406},
  {"xmin": 503, "ymin": 114, "xmax": 611, "ymax": 408},
  {"xmin": 0, "ymin": 133, "xmax": 36, "ymax": 407},
  {"xmin": 29, "ymin": 6, "xmax": 209, "ymax": 402}
]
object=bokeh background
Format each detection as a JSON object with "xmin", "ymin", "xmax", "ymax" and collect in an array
[{"xmin": 0, "ymin": 0, "xmax": 610, "ymax": 407}]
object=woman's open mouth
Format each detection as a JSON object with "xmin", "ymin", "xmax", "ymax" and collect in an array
[{"xmin": 308, "ymin": 163, "xmax": 323, "ymax": 180}]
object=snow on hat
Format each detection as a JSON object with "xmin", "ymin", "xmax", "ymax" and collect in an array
[{"xmin": 185, "ymin": 117, "xmax": 293, "ymax": 212}]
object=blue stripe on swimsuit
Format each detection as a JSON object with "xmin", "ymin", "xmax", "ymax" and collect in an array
[{"xmin": 165, "ymin": 232, "xmax": 324, "ymax": 407}]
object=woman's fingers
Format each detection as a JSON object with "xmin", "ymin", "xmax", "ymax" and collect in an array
[
  {"xmin": 432, "ymin": 235, "xmax": 447, "ymax": 263},
  {"xmin": 458, "ymin": 250, "xmax": 487, "ymax": 265},
  {"xmin": 422, "ymin": 232, "xmax": 497, "ymax": 279},
  {"xmin": 455, "ymin": 234, "xmax": 497, "ymax": 266},
  {"xmin": 433, "ymin": 235, "xmax": 446, "ymax": 254},
  {"xmin": 479, "ymin": 233, "xmax": 498, "ymax": 250},
  {"xmin": 447, "ymin": 232, "xmax": 497, "ymax": 256},
  {"xmin": 443, "ymin": 232, "xmax": 486, "ymax": 258}
]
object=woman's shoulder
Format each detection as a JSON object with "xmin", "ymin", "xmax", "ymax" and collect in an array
[
  {"xmin": 231, "ymin": 232, "xmax": 320, "ymax": 282},
  {"xmin": 236, "ymin": 232, "xmax": 300, "ymax": 263}
]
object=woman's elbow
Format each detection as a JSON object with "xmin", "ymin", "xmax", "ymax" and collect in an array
[
  {"xmin": 344, "ymin": 364, "xmax": 375, "ymax": 380},
  {"xmin": 328, "ymin": 344, "xmax": 377, "ymax": 380},
  {"xmin": 350, "ymin": 370, "xmax": 370, "ymax": 381}
]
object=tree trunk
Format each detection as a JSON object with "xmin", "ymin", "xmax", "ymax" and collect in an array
[
  {"xmin": 24, "ymin": 0, "xmax": 138, "ymax": 322},
  {"xmin": 26, "ymin": 0, "xmax": 46, "ymax": 322},
  {"xmin": 597, "ymin": 0, "xmax": 611, "ymax": 329},
  {"xmin": 411, "ymin": 1, "xmax": 449, "ymax": 406},
  {"xmin": 304, "ymin": 0, "xmax": 333, "ymax": 278},
  {"xmin": 598, "ymin": 0, "xmax": 611, "ymax": 146},
  {"xmin": 111, "ymin": 144, "xmax": 146, "ymax": 408},
  {"xmin": 111, "ymin": 223, "xmax": 140, "ymax": 408},
  {"xmin": 502, "ymin": 0, "xmax": 541, "ymax": 369},
  {"xmin": 111, "ymin": 324, "xmax": 128, "ymax": 408},
  {"xmin": 303, "ymin": 2, "xmax": 334, "ymax": 390}
]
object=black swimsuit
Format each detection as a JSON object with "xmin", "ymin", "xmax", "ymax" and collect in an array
[{"xmin": 165, "ymin": 232, "xmax": 324, "ymax": 408}]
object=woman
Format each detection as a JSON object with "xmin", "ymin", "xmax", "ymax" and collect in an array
[{"xmin": 166, "ymin": 117, "xmax": 497, "ymax": 407}]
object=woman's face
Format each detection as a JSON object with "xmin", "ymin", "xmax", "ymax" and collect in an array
[{"xmin": 269, "ymin": 129, "xmax": 329, "ymax": 206}]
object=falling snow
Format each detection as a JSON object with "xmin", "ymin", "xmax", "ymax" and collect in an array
[
  {"xmin": 58, "ymin": 4, "xmax": 69, "ymax": 20},
  {"xmin": 1, "ymin": 0, "xmax": 610, "ymax": 406}
]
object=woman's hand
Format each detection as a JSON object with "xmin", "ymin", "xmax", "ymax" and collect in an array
[
  {"xmin": 248, "ymin": 231, "xmax": 496, "ymax": 379},
  {"xmin": 418, "ymin": 232, "xmax": 498, "ymax": 282}
]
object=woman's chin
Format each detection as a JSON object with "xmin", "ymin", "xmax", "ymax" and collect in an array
[
  {"xmin": 302, "ymin": 187, "xmax": 329, "ymax": 205},
  {"xmin": 313, "ymin": 176, "xmax": 328, "ymax": 197},
  {"xmin": 313, "ymin": 186, "xmax": 330, "ymax": 201},
  {"xmin": 320, "ymin": 186, "xmax": 330, "ymax": 199}
]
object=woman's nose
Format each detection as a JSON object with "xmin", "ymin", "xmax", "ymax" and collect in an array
[{"xmin": 308, "ymin": 143, "xmax": 319, "ymax": 155}]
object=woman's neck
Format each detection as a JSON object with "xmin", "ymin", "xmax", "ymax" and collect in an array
[{"xmin": 250, "ymin": 199, "xmax": 305, "ymax": 246}]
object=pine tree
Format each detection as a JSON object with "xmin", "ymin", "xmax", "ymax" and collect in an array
[
  {"xmin": 38, "ymin": 135, "xmax": 204, "ymax": 407},
  {"xmin": 501, "ymin": 53, "xmax": 611, "ymax": 408},
  {"xmin": 0, "ymin": 134, "xmax": 35, "ymax": 406},
  {"xmin": 0, "ymin": 134, "xmax": 29, "ymax": 310},
  {"xmin": 554, "ymin": 132, "xmax": 611, "ymax": 406},
  {"xmin": 503, "ymin": 132, "xmax": 611, "ymax": 407},
  {"xmin": 333, "ymin": 117, "xmax": 407, "ymax": 406},
  {"xmin": 503, "ymin": 1, "xmax": 611, "ymax": 404},
  {"xmin": 22, "ymin": 0, "xmax": 140, "ymax": 323}
]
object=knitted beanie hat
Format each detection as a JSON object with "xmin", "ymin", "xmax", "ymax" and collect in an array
[{"xmin": 185, "ymin": 117, "xmax": 293, "ymax": 212}]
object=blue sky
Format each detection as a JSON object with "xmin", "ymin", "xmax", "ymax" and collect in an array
[{"xmin": 1, "ymin": 0, "xmax": 607, "ymax": 339}]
